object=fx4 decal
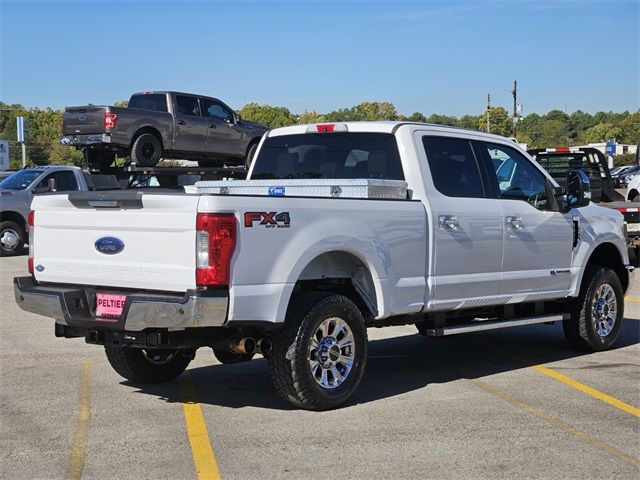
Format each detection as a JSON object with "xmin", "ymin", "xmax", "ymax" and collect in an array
[{"xmin": 244, "ymin": 212, "xmax": 291, "ymax": 229}]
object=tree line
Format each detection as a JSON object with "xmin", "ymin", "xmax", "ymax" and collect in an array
[{"xmin": 1, "ymin": 100, "xmax": 638, "ymax": 169}]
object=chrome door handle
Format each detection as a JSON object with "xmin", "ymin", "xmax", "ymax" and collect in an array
[
  {"xmin": 208, "ymin": 124, "xmax": 217, "ymax": 129},
  {"xmin": 177, "ymin": 120, "xmax": 186, "ymax": 125},
  {"xmin": 438, "ymin": 215, "xmax": 460, "ymax": 231},
  {"xmin": 506, "ymin": 216, "xmax": 524, "ymax": 230}
]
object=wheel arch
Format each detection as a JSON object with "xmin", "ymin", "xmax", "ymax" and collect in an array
[
  {"xmin": 0, "ymin": 210, "xmax": 27, "ymax": 230},
  {"xmin": 130, "ymin": 126, "xmax": 164, "ymax": 150},
  {"xmin": 628, "ymin": 188, "xmax": 639, "ymax": 202},
  {"xmin": 273, "ymin": 250, "xmax": 383, "ymax": 327},
  {"xmin": 583, "ymin": 242, "xmax": 629, "ymax": 293}
]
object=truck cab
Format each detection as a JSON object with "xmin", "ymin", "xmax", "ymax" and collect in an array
[{"xmin": 0, "ymin": 166, "xmax": 91, "ymax": 256}]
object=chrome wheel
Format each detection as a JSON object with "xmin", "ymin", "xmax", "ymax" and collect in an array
[
  {"xmin": 308, "ymin": 317, "xmax": 355, "ymax": 389},
  {"xmin": 0, "ymin": 228, "xmax": 20, "ymax": 250},
  {"xmin": 592, "ymin": 283, "xmax": 617, "ymax": 337}
]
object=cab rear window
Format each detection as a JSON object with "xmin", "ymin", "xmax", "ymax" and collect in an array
[
  {"xmin": 251, "ymin": 133, "xmax": 405, "ymax": 180},
  {"xmin": 128, "ymin": 94, "xmax": 168, "ymax": 112}
]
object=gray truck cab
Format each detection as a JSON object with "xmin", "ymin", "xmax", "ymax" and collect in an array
[{"xmin": 0, "ymin": 166, "xmax": 90, "ymax": 256}]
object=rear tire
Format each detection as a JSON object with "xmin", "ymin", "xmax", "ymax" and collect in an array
[
  {"xmin": 268, "ymin": 292, "xmax": 367, "ymax": 410},
  {"xmin": 130, "ymin": 133, "xmax": 162, "ymax": 167},
  {"xmin": 0, "ymin": 220, "xmax": 25, "ymax": 256},
  {"xmin": 563, "ymin": 266, "xmax": 624, "ymax": 351},
  {"xmin": 105, "ymin": 344, "xmax": 193, "ymax": 383}
]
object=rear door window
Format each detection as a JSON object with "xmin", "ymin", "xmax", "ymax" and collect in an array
[
  {"xmin": 175, "ymin": 96, "xmax": 201, "ymax": 117},
  {"xmin": 128, "ymin": 94, "xmax": 168, "ymax": 112},
  {"xmin": 421, "ymin": 136, "xmax": 485, "ymax": 198},
  {"xmin": 252, "ymin": 133, "xmax": 405, "ymax": 180}
]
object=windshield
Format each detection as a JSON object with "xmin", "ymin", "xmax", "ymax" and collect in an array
[
  {"xmin": 251, "ymin": 132, "xmax": 404, "ymax": 180},
  {"xmin": 0, "ymin": 170, "xmax": 43, "ymax": 190}
]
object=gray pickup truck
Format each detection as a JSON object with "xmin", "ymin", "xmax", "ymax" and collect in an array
[
  {"xmin": 61, "ymin": 91, "xmax": 268, "ymax": 170},
  {"xmin": 0, "ymin": 166, "xmax": 92, "ymax": 256}
]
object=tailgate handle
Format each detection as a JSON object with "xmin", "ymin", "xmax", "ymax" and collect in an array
[{"xmin": 68, "ymin": 191, "xmax": 143, "ymax": 209}]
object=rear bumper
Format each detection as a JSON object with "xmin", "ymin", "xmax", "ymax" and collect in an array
[
  {"xmin": 60, "ymin": 133, "xmax": 113, "ymax": 147},
  {"xmin": 13, "ymin": 276, "xmax": 228, "ymax": 331}
]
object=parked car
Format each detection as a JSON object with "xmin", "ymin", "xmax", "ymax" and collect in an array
[
  {"xmin": 61, "ymin": 91, "xmax": 268, "ymax": 171},
  {"xmin": 0, "ymin": 166, "xmax": 92, "ymax": 256},
  {"xmin": 613, "ymin": 165, "xmax": 640, "ymax": 187},
  {"xmin": 16, "ymin": 122, "xmax": 632, "ymax": 410}
]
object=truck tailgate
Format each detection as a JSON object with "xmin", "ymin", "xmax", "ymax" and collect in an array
[
  {"xmin": 32, "ymin": 192, "xmax": 199, "ymax": 292},
  {"xmin": 63, "ymin": 106, "xmax": 108, "ymax": 135}
]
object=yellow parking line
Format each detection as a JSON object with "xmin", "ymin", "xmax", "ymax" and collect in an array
[
  {"xmin": 65, "ymin": 361, "xmax": 92, "ymax": 480},
  {"xmin": 179, "ymin": 372, "xmax": 221, "ymax": 480},
  {"xmin": 531, "ymin": 364, "xmax": 640, "ymax": 417},
  {"xmin": 471, "ymin": 379, "xmax": 640, "ymax": 469},
  {"xmin": 470, "ymin": 338, "xmax": 640, "ymax": 418},
  {"xmin": 625, "ymin": 296, "xmax": 640, "ymax": 304}
]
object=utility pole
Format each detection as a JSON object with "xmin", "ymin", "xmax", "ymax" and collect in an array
[
  {"xmin": 486, "ymin": 93, "xmax": 491, "ymax": 133},
  {"xmin": 512, "ymin": 80, "xmax": 517, "ymax": 137}
]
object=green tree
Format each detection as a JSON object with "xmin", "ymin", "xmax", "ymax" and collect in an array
[
  {"xmin": 114, "ymin": 100, "xmax": 129, "ymax": 108},
  {"xmin": 478, "ymin": 107, "xmax": 512, "ymax": 137},
  {"xmin": 408, "ymin": 112, "xmax": 426, "ymax": 123},
  {"xmin": 582, "ymin": 123, "xmax": 622, "ymax": 143},
  {"xmin": 535, "ymin": 119, "xmax": 570, "ymax": 147},
  {"xmin": 457, "ymin": 115, "xmax": 481, "ymax": 130},
  {"xmin": 426, "ymin": 113, "xmax": 457, "ymax": 126},
  {"xmin": 325, "ymin": 107, "xmax": 358, "ymax": 122},
  {"xmin": 568, "ymin": 110, "xmax": 595, "ymax": 143},
  {"xmin": 239, "ymin": 103, "xmax": 297, "ymax": 128},
  {"xmin": 298, "ymin": 110, "xmax": 327, "ymax": 124},
  {"xmin": 619, "ymin": 111, "xmax": 640, "ymax": 144},
  {"xmin": 353, "ymin": 101, "xmax": 398, "ymax": 121}
]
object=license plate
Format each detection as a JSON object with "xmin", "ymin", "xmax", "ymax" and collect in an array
[
  {"xmin": 627, "ymin": 223, "xmax": 640, "ymax": 232},
  {"xmin": 96, "ymin": 293, "xmax": 127, "ymax": 319}
]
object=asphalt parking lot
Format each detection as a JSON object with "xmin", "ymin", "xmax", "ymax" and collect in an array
[{"xmin": 1, "ymin": 255, "xmax": 638, "ymax": 480}]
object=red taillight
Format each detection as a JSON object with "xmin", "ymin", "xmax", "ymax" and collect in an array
[
  {"xmin": 316, "ymin": 124, "xmax": 335, "ymax": 133},
  {"xmin": 28, "ymin": 210, "xmax": 34, "ymax": 274},
  {"xmin": 195, "ymin": 213, "xmax": 236, "ymax": 287},
  {"xmin": 104, "ymin": 112, "xmax": 118, "ymax": 129}
]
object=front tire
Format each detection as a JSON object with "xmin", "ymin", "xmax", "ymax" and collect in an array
[
  {"xmin": 0, "ymin": 221, "xmax": 25, "ymax": 256},
  {"xmin": 268, "ymin": 293, "xmax": 368, "ymax": 410},
  {"xmin": 130, "ymin": 133, "xmax": 162, "ymax": 167},
  {"xmin": 105, "ymin": 344, "xmax": 193, "ymax": 383},
  {"xmin": 563, "ymin": 266, "xmax": 624, "ymax": 351}
]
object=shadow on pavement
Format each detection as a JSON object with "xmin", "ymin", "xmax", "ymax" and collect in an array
[{"xmin": 128, "ymin": 319, "xmax": 639, "ymax": 410}]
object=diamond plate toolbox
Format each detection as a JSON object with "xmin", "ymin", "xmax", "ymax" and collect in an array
[{"xmin": 196, "ymin": 179, "xmax": 408, "ymax": 200}]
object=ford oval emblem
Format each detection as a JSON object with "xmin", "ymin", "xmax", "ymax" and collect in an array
[
  {"xmin": 95, "ymin": 237, "xmax": 125, "ymax": 255},
  {"xmin": 78, "ymin": 115, "xmax": 87, "ymax": 121}
]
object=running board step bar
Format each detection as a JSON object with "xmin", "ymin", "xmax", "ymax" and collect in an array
[{"xmin": 424, "ymin": 314, "xmax": 569, "ymax": 337}]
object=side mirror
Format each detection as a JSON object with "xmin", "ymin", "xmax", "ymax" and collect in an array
[
  {"xmin": 234, "ymin": 113, "xmax": 241, "ymax": 125},
  {"xmin": 48, "ymin": 177, "xmax": 57, "ymax": 192},
  {"xmin": 566, "ymin": 170, "xmax": 591, "ymax": 209}
]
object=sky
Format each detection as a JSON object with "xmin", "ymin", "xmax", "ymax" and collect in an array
[{"xmin": 0, "ymin": 0, "xmax": 638, "ymax": 117}]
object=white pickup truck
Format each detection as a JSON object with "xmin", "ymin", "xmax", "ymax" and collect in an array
[{"xmin": 15, "ymin": 122, "xmax": 633, "ymax": 410}]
